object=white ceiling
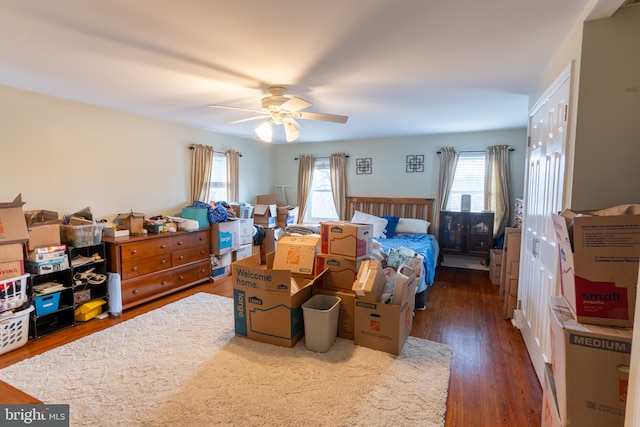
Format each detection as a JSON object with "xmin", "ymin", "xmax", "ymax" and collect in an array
[{"xmin": 0, "ymin": 0, "xmax": 625, "ymax": 143}]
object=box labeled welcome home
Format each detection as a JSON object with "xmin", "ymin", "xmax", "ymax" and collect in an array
[
  {"xmin": 232, "ymin": 253, "xmax": 327, "ymax": 347},
  {"xmin": 320, "ymin": 221, "xmax": 373, "ymax": 261},
  {"xmin": 552, "ymin": 206, "xmax": 640, "ymax": 327},
  {"xmin": 210, "ymin": 219, "xmax": 241, "ymax": 255},
  {"xmin": 354, "ymin": 275, "xmax": 416, "ymax": 355},
  {"xmin": 549, "ymin": 296, "xmax": 632, "ymax": 426}
]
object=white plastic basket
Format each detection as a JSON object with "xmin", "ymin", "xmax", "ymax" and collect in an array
[
  {"xmin": 0, "ymin": 305, "xmax": 34, "ymax": 356},
  {"xmin": 0, "ymin": 274, "xmax": 29, "ymax": 313}
]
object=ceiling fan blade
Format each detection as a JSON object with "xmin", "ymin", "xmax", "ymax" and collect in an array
[
  {"xmin": 279, "ymin": 97, "xmax": 312, "ymax": 113},
  {"xmin": 283, "ymin": 117, "xmax": 302, "ymax": 128},
  {"xmin": 227, "ymin": 115, "xmax": 270, "ymax": 125},
  {"xmin": 208, "ymin": 104, "xmax": 264, "ymax": 114},
  {"xmin": 294, "ymin": 111, "xmax": 349, "ymax": 124}
]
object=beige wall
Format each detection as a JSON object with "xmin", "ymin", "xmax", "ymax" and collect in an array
[
  {"xmin": 0, "ymin": 85, "xmax": 272, "ymax": 221},
  {"xmin": 271, "ymin": 129, "xmax": 527, "ymax": 216},
  {"xmin": 0, "ymin": 88, "xmax": 527, "ymax": 226}
]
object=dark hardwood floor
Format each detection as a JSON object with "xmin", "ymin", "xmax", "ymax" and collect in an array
[{"xmin": 0, "ymin": 266, "xmax": 542, "ymax": 426}]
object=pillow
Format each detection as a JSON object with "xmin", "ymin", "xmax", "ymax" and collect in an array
[
  {"xmin": 351, "ymin": 210, "xmax": 388, "ymax": 239},
  {"xmin": 395, "ymin": 218, "xmax": 431, "ymax": 235},
  {"xmin": 381, "ymin": 215, "xmax": 400, "ymax": 238}
]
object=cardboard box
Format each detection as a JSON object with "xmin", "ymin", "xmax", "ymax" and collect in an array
[
  {"xmin": 210, "ymin": 219, "xmax": 241, "ymax": 255},
  {"xmin": 489, "ymin": 248, "xmax": 503, "ymax": 285},
  {"xmin": 499, "ymin": 227, "xmax": 521, "ymax": 298},
  {"xmin": 232, "ymin": 253, "xmax": 327, "ymax": 347},
  {"xmin": 211, "ymin": 265, "xmax": 231, "ymax": 279},
  {"xmin": 352, "ymin": 260, "xmax": 385, "ymax": 302},
  {"xmin": 238, "ymin": 218, "xmax": 254, "ymax": 246},
  {"xmin": 230, "ymin": 203, "xmax": 254, "ymax": 219},
  {"xmin": 254, "ymin": 194, "xmax": 277, "ymax": 228},
  {"xmin": 552, "ymin": 208, "xmax": 640, "ymax": 327},
  {"xmin": 0, "ymin": 194, "xmax": 29, "ymax": 245},
  {"xmin": 549, "ymin": 296, "xmax": 632, "ymax": 426},
  {"xmin": 0, "ymin": 243, "xmax": 25, "ymax": 281},
  {"xmin": 211, "ymin": 252, "xmax": 232, "ymax": 270},
  {"xmin": 542, "ymin": 363, "xmax": 563, "ymax": 427},
  {"xmin": 260, "ymin": 227, "xmax": 281, "ymax": 263},
  {"xmin": 354, "ymin": 275, "xmax": 416, "ymax": 355},
  {"xmin": 25, "ymin": 245, "xmax": 66, "ymax": 262},
  {"xmin": 311, "ymin": 286, "xmax": 356, "ymax": 340},
  {"xmin": 115, "ymin": 212, "xmax": 145, "ymax": 235},
  {"xmin": 320, "ymin": 221, "xmax": 373, "ymax": 261},
  {"xmin": 233, "ymin": 244, "xmax": 254, "ymax": 262},
  {"xmin": 273, "ymin": 235, "xmax": 319, "ymax": 275},
  {"xmin": 276, "ymin": 205, "xmax": 299, "ymax": 228},
  {"xmin": 24, "ymin": 210, "xmax": 61, "ymax": 251},
  {"xmin": 315, "ymin": 253, "xmax": 361, "ymax": 290}
]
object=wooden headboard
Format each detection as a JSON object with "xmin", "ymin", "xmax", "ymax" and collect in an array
[{"xmin": 345, "ymin": 197, "xmax": 435, "ymax": 233}]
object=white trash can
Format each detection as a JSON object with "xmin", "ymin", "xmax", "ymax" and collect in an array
[{"xmin": 302, "ymin": 294, "xmax": 341, "ymax": 353}]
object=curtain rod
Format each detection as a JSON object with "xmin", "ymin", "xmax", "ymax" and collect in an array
[
  {"xmin": 294, "ymin": 155, "xmax": 350, "ymax": 160},
  {"xmin": 436, "ymin": 147, "xmax": 514, "ymax": 154},
  {"xmin": 188, "ymin": 145, "xmax": 242, "ymax": 157}
]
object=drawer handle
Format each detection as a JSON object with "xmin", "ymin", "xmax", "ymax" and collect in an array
[
  {"xmin": 161, "ymin": 280, "xmax": 167, "ymax": 286},
  {"xmin": 161, "ymin": 259, "xmax": 167, "ymax": 264},
  {"xmin": 132, "ymin": 266, "xmax": 138, "ymax": 272},
  {"xmin": 133, "ymin": 289, "xmax": 139, "ymax": 294},
  {"xmin": 160, "ymin": 244, "xmax": 166, "ymax": 249},
  {"xmin": 131, "ymin": 249, "xmax": 137, "ymax": 255},
  {"xmin": 177, "ymin": 241, "xmax": 184, "ymax": 246},
  {"xmin": 178, "ymin": 275, "xmax": 184, "ymax": 280},
  {"xmin": 200, "ymin": 250, "xmax": 205, "ymax": 255},
  {"xmin": 199, "ymin": 236, "xmax": 204, "ymax": 241},
  {"xmin": 178, "ymin": 255, "xmax": 184, "ymax": 260}
]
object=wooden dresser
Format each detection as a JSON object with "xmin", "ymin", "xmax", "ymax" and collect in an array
[{"xmin": 103, "ymin": 229, "xmax": 211, "ymax": 310}]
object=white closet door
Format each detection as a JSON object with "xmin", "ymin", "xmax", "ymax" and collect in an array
[{"xmin": 515, "ymin": 65, "xmax": 570, "ymax": 385}]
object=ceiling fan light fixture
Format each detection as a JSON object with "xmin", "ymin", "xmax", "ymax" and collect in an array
[
  {"xmin": 255, "ymin": 121, "xmax": 273, "ymax": 142},
  {"xmin": 284, "ymin": 122, "xmax": 300, "ymax": 142}
]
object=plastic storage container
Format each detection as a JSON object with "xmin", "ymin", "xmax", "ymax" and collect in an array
[
  {"xmin": 34, "ymin": 291, "xmax": 61, "ymax": 316},
  {"xmin": 61, "ymin": 223, "xmax": 105, "ymax": 248},
  {"xmin": 0, "ymin": 305, "xmax": 34, "ymax": 356},
  {"xmin": 302, "ymin": 294, "xmax": 341, "ymax": 353}
]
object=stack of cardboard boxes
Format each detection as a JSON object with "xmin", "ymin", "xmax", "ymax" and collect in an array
[
  {"xmin": 542, "ymin": 207, "xmax": 640, "ymax": 427},
  {"xmin": 230, "ymin": 218, "xmax": 419, "ymax": 356}
]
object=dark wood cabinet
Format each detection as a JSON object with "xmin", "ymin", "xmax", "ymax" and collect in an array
[{"xmin": 439, "ymin": 211, "xmax": 494, "ymax": 264}]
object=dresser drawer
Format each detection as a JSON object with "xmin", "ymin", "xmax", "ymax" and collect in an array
[
  {"xmin": 121, "ymin": 260, "xmax": 211, "ymax": 308},
  {"xmin": 172, "ymin": 245, "xmax": 209, "ymax": 267},
  {"xmin": 121, "ymin": 254, "xmax": 171, "ymax": 280},
  {"xmin": 119, "ymin": 238, "xmax": 172, "ymax": 262},
  {"xmin": 171, "ymin": 231, "xmax": 208, "ymax": 251}
]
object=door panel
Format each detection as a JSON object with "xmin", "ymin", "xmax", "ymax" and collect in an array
[{"xmin": 516, "ymin": 66, "xmax": 570, "ymax": 385}]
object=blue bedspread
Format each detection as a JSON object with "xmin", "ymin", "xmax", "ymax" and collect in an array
[{"xmin": 377, "ymin": 233, "xmax": 440, "ymax": 294}]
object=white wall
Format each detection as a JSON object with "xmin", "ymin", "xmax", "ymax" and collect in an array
[
  {"xmin": 271, "ymin": 128, "xmax": 527, "ymax": 221},
  {"xmin": 0, "ymin": 85, "xmax": 272, "ymax": 221}
]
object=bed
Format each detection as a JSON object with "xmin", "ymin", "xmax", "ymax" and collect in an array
[{"xmin": 345, "ymin": 196, "xmax": 439, "ymax": 310}]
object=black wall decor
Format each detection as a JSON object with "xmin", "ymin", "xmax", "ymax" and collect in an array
[
  {"xmin": 406, "ymin": 154, "xmax": 424, "ymax": 173},
  {"xmin": 356, "ymin": 157, "xmax": 372, "ymax": 175}
]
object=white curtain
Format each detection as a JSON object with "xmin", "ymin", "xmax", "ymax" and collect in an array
[
  {"xmin": 485, "ymin": 145, "xmax": 512, "ymax": 238},
  {"xmin": 435, "ymin": 147, "xmax": 459, "ymax": 238},
  {"xmin": 226, "ymin": 149, "xmax": 240, "ymax": 203},
  {"xmin": 190, "ymin": 144, "xmax": 214, "ymax": 205},
  {"xmin": 330, "ymin": 153, "xmax": 348, "ymax": 220},
  {"xmin": 296, "ymin": 155, "xmax": 315, "ymax": 223}
]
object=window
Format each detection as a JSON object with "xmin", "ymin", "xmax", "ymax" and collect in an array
[
  {"xmin": 208, "ymin": 152, "xmax": 228, "ymax": 202},
  {"xmin": 303, "ymin": 158, "xmax": 339, "ymax": 222},
  {"xmin": 446, "ymin": 152, "xmax": 485, "ymax": 211}
]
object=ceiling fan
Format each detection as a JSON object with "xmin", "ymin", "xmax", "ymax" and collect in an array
[{"xmin": 208, "ymin": 86, "xmax": 348, "ymax": 142}]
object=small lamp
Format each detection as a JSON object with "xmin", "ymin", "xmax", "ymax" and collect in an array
[{"xmin": 255, "ymin": 121, "xmax": 273, "ymax": 142}]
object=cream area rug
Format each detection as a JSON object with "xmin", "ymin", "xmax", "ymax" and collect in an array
[{"xmin": 0, "ymin": 293, "xmax": 452, "ymax": 427}]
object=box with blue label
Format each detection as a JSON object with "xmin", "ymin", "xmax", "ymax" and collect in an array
[
  {"xmin": 232, "ymin": 253, "xmax": 327, "ymax": 348},
  {"xmin": 210, "ymin": 219, "xmax": 241, "ymax": 255}
]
